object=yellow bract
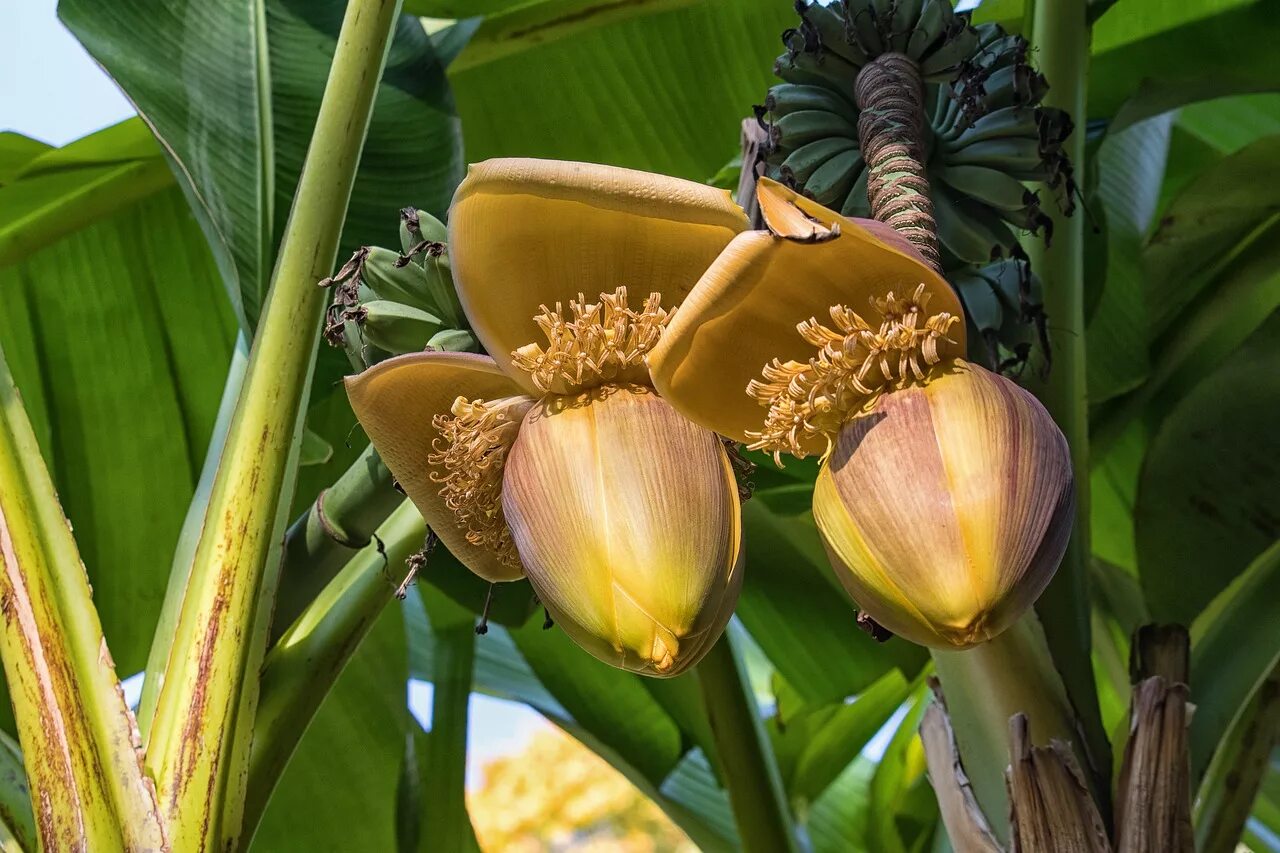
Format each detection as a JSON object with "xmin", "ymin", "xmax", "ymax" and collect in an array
[
  {"xmin": 346, "ymin": 351, "xmax": 531, "ymax": 583},
  {"xmin": 347, "ymin": 158, "xmax": 750, "ymax": 676},
  {"xmin": 813, "ymin": 362, "xmax": 1073, "ymax": 649},
  {"xmin": 648, "ymin": 178, "xmax": 965, "ymax": 454},
  {"xmin": 502, "ymin": 385, "xmax": 743, "ymax": 676},
  {"xmin": 449, "ymin": 158, "xmax": 748, "ymax": 397}
]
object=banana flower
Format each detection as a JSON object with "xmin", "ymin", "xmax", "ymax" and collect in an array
[
  {"xmin": 649, "ymin": 180, "xmax": 1073, "ymax": 649},
  {"xmin": 348, "ymin": 159, "xmax": 748, "ymax": 675}
]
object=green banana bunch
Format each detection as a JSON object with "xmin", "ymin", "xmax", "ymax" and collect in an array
[
  {"xmin": 774, "ymin": 0, "xmax": 980, "ymax": 85},
  {"xmin": 320, "ymin": 208, "xmax": 473, "ymax": 369},
  {"xmin": 951, "ymin": 257, "xmax": 1047, "ymax": 376},
  {"xmin": 353, "ymin": 300, "xmax": 445, "ymax": 355},
  {"xmin": 763, "ymin": 2, "xmax": 1074, "ymax": 270}
]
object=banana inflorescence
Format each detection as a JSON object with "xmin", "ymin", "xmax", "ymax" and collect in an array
[
  {"xmin": 760, "ymin": 0, "xmax": 1074, "ymax": 371},
  {"xmin": 320, "ymin": 208, "xmax": 476, "ymax": 369}
]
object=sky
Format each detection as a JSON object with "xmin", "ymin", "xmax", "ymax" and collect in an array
[{"xmin": 1, "ymin": 0, "xmax": 550, "ymax": 789}]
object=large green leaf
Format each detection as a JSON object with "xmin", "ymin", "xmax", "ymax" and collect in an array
[
  {"xmin": 59, "ymin": 0, "xmax": 274, "ymax": 325},
  {"xmin": 249, "ymin": 607, "xmax": 410, "ymax": 851},
  {"xmin": 769, "ymin": 670, "xmax": 912, "ymax": 809},
  {"xmin": 0, "ymin": 134, "xmax": 52, "ymax": 185},
  {"xmin": 1135, "ymin": 310, "xmax": 1280, "ymax": 625},
  {"xmin": 1189, "ymin": 540, "xmax": 1280, "ymax": 781},
  {"xmin": 1177, "ymin": 93, "xmax": 1280, "ymax": 155},
  {"xmin": 1146, "ymin": 135, "xmax": 1280, "ymax": 338},
  {"xmin": 975, "ymin": 0, "xmax": 1280, "ymax": 122},
  {"xmin": 405, "ymin": 591, "xmax": 739, "ymax": 849},
  {"xmin": 0, "ymin": 122, "xmax": 173, "ymax": 269},
  {"xmin": 0, "ymin": 169, "xmax": 235, "ymax": 676},
  {"xmin": 1084, "ymin": 114, "xmax": 1171, "ymax": 403},
  {"xmin": 737, "ymin": 500, "xmax": 927, "ymax": 711},
  {"xmin": 506, "ymin": 620, "xmax": 685, "ymax": 786},
  {"xmin": 448, "ymin": 0, "xmax": 796, "ymax": 179},
  {"xmin": 61, "ymin": 0, "xmax": 464, "ymax": 328}
]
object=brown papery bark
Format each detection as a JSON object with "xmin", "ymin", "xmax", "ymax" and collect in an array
[
  {"xmin": 1006, "ymin": 714, "xmax": 1111, "ymax": 852},
  {"xmin": 1115, "ymin": 625, "xmax": 1194, "ymax": 853}
]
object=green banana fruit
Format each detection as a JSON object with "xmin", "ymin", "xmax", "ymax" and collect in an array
[
  {"xmin": 356, "ymin": 300, "xmax": 445, "ymax": 355},
  {"xmin": 766, "ymin": 83, "xmax": 859, "ymax": 123},
  {"xmin": 932, "ymin": 183, "xmax": 1017, "ymax": 266},
  {"xmin": 805, "ymin": 148, "xmax": 862, "ymax": 207},
  {"xmin": 945, "ymin": 105, "xmax": 1041, "ymax": 150},
  {"xmin": 795, "ymin": 1, "xmax": 871, "ymax": 66},
  {"xmin": 362, "ymin": 246, "xmax": 438, "ymax": 312},
  {"xmin": 779, "ymin": 136, "xmax": 860, "ymax": 185},
  {"xmin": 934, "ymin": 164, "xmax": 1033, "ymax": 212},
  {"xmin": 846, "ymin": 0, "xmax": 884, "ymax": 57},
  {"xmin": 399, "ymin": 207, "xmax": 447, "ymax": 258},
  {"xmin": 841, "ymin": 167, "xmax": 872, "ymax": 218},
  {"xmin": 770, "ymin": 109, "xmax": 860, "ymax": 149},
  {"xmin": 426, "ymin": 328, "xmax": 480, "ymax": 353},
  {"xmin": 419, "ymin": 247, "xmax": 465, "ymax": 330},
  {"xmin": 919, "ymin": 24, "xmax": 979, "ymax": 78},
  {"xmin": 888, "ymin": 0, "xmax": 923, "ymax": 53},
  {"xmin": 908, "ymin": 0, "xmax": 947, "ymax": 60},
  {"xmin": 951, "ymin": 269, "xmax": 1003, "ymax": 332},
  {"xmin": 945, "ymin": 135, "xmax": 1046, "ymax": 173}
]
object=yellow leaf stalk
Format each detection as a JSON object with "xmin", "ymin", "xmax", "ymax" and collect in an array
[
  {"xmin": 650, "ymin": 179, "xmax": 1073, "ymax": 649},
  {"xmin": 348, "ymin": 159, "xmax": 748, "ymax": 675}
]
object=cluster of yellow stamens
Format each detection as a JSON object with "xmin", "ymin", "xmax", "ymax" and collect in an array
[
  {"xmin": 428, "ymin": 396, "xmax": 531, "ymax": 568},
  {"xmin": 746, "ymin": 284, "xmax": 959, "ymax": 462},
  {"xmin": 510, "ymin": 286, "xmax": 673, "ymax": 394}
]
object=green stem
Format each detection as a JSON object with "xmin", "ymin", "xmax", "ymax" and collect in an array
[
  {"xmin": 242, "ymin": 501, "xmax": 424, "ymax": 845},
  {"xmin": 932, "ymin": 616, "xmax": 1082, "ymax": 845},
  {"xmin": 0, "ymin": 345, "xmax": 166, "ymax": 848},
  {"xmin": 143, "ymin": 2, "xmax": 405, "ymax": 847},
  {"xmin": 138, "ymin": 332, "xmax": 250, "ymax": 737},
  {"xmin": 415, "ymin": 591, "xmax": 480, "ymax": 853},
  {"xmin": 1022, "ymin": 0, "xmax": 1113, "ymax": 805},
  {"xmin": 1194, "ymin": 662, "xmax": 1280, "ymax": 852},
  {"xmin": 696, "ymin": 631, "xmax": 799, "ymax": 853},
  {"xmin": 271, "ymin": 442, "xmax": 401, "ymax": 640}
]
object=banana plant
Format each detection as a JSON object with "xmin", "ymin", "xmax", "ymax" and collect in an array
[{"xmin": 0, "ymin": 0, "xmax": 1277, "ymax": 851}]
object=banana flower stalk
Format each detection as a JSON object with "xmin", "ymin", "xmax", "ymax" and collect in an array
[
  {"xmin": 650, "ymin": 180, "xmax": 1073, "ymax": 649},
  {"xmin": 348, "ymin": 159, "xmax": 748, "ymax": 676}
]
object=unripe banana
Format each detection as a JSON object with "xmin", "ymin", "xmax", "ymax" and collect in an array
[
  {"xmin": 945, "ymin": 136, "xmax": 1046, "ymax": 173},
  {"xmin": 398, "ymin": 207, "xmax": 447, "ymax": 257},
  {"xmin": 770, "ymin": 109, "xmax": 860, "ymax": 149},
  {"xmin": 774, "ymin": 39, "xmax": 861, "ymax": 90},
  {"xmin": 945, "ymin": 105, "xmax": 1041, "ymax": 150},
  {"xmin": 804, "ymin": 148, "xmax": 862, "ymax": 207},
  {"xmin": 935, "ymin": 164, "xmax": 1033, "ymax": 212},
  {"xmin": 778, "ymin": 136, "xmax": 859, "ymax": 185},
  {"xmin": 355, "ymin": 300, "xmax": 444, "ymax": 355},
  {"xmin": 933, "ymin": 183, "xmax": 1017, "ymax": 265},
  {"xmin": 425, "ymin": 328, "xmax": 480, "ymax": 353},
  {"xmin": 419, "ymin": 247, "xmax": 466, "ymax": 329},
  {"xmin": 951, "ymin": 269, "xmax": 1003, "ymax": 332},
  {"xmin": 909, "ymin": 0, "xmax": 947, "ymax": 59},
  {"xmin": 796, "ymin": 1, "xmax": 871, "ymax": 66},
  {"xmin": 975, "ymin": 65, "xmax": 1050, "ymax": 113},
  {"xmin": 841, "ymin": 167, "xmax": 871, "ymax": 218},
  {"xmin": 362, "ymin": 246, "xmax": 437, "ymax": 312},
  {"xmin": 848, "ymin": 1, "xmax": 884, "ymax": 56},
  {"xmin": 888, "ymin": 0, "xmax": 924, "ymax": 52},
  {"xmin": 766, "ymin": 83, "xmax": 859, "ymax": 124}
]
